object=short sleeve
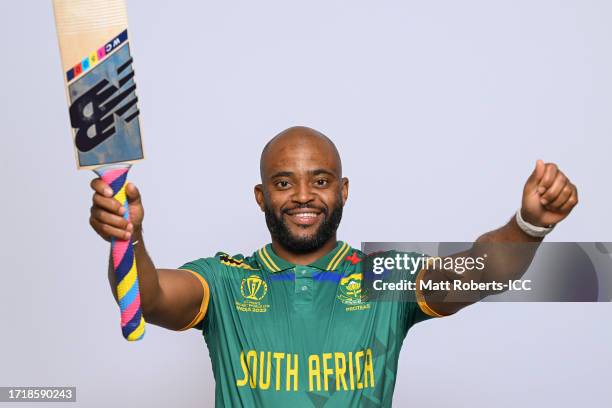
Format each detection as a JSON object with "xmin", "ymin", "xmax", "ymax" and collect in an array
[
  {"xmin": 178, "ymin": 258, "xmax": 216, "ymax": 331},
  {"xmin": 381, "ymin": 251, "xmax": 445, "ymax": 336}
]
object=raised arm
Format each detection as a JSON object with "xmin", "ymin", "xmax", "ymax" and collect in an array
[
  {"xmin": 419, "ymin": 160, "xmax": 578, "ymax": 316},
  {"xmin": 90, "ymin": 179, "xmax": 208, "ymax": 331}
]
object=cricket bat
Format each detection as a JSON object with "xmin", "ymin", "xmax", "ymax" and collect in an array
[{"xmin": 52, "ymin": 0, "xmax": 145, "ymax": 341}]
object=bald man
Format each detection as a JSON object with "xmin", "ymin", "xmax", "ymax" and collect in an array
[{"xmin": 89, "ymin": 126, "xmax": 578, "ymax": 407}]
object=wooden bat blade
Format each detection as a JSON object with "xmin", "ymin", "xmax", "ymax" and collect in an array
[{"xmin": 53, "ymin": 0, "xmax": 144, "ymax": 169}]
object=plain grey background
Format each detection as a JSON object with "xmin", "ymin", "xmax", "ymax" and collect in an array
[{"xmin": 1, "ymin": 0, "xmax": 610, "ymax": 407}]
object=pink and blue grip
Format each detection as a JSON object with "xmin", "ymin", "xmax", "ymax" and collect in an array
[{"xmin": 94, "ymin": 164, "xmax": 145, "ymax": 341}]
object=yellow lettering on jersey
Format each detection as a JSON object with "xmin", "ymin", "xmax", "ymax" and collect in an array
[
  {"xmin": 308, "ymin": 355, "xmax": 321, "ymax": 392},
  {"xmin": 246, "ymin": 350, "xmax": 258, "ymax": 388},
  {"xmin": 322, "ymin": 353, "xmax": 333, "ymax": 391},
  {"xmin": 348, "ymin": 351, "xmax": 355, "ymax": 390},
  {"xmin": 235, "ymin": 349, "xmax": 375, "ymax": 392},
  {"xmin": 334, "ymin": 352, "xmax": 348, "ymax": 391},
  {"xmin": 236, "ymin": 351, "xmax": 249, "ymax": 387},
  {"xmin": 259, "ymin": 351, "xmax": 271, "ymax": 390},
  {"xmin": 355, "ymin": 350, "xmax": 364, "ymax": 389},
  {"xmin": 286, "ymin": 353, "xmax": 299, "ymax": 392},
  {"xmin": 273, "ymin": 352, "xmax": 284, "ymax": 391},
  {"xmin": 364, "ymin": 348, "xmax": 375, "ymax": 388}
]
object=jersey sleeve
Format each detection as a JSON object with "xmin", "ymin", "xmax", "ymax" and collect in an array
[
  {"xmin": 409, "ymin": 251, "xmax": 452, "ymax": 324},
  {"xmin": 178, "ymin": 257, "xmax": 218, "ymax": 332},
  {"xmin": 385, "ymin": 251, "xmax": 447, "ymax": 337}
]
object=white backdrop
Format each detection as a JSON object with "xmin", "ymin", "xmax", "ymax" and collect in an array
[{"xmin": 0, "ymin": 0, "xmax": 610, "ymax": 407}]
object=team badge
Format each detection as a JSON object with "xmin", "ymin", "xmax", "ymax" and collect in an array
[{"xmin": 337, "ymin": 273, "xmax": 367, "ymax": 305}]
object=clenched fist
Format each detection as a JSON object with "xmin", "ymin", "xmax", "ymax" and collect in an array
[
  {"xmin": 521, "ymin": 160, "xmax": 578, "ymax": 227},
  {"xmin": 89, "ymin": 178, "xmax": 144, "ymax": 242}
]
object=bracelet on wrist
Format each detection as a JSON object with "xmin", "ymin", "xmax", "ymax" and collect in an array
[{"xmin": 515, "ymin": 209, "xmax": 554, "ymax": 238}]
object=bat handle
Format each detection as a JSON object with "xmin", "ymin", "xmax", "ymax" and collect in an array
[{"xmin": 94, "ymin": 164, "xmax": 145, "ymax": 341}]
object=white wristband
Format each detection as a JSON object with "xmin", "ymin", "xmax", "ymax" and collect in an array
[{"xmin": 515, "ymin": 209, "xmax": 554, "ymax": 238}]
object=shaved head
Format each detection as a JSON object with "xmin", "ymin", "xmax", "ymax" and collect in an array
[{"xmin": 260, "ymin": 126, "xmax": 342, "ymax": 182}]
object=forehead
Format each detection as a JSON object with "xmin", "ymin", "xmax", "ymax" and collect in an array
[{"xmin": 261, "ymin": 137, "xmax": 340, "ymax": 178}]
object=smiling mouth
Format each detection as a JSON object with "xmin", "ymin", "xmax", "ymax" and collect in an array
[{"xmin": 284, "ymin": 210, "xmax": 323, "ymax": 226}]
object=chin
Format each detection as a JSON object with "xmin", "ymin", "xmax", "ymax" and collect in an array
[
  {"xmin": 288, "ymin": 232, "xmax": 317, "ymax": 243},
  {"xmin": 288, "ymin": 226, "xmax": 319, "ymax": 238}
]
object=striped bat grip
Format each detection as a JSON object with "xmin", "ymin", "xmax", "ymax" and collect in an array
[{"xmin": 94, "ymin": 164, "xmax": 146, "ymax": 341}]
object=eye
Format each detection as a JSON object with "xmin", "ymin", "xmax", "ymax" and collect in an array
[
  {"xmin": 275, "ymin": 180, "xmax": 290, "ymax": 189},
  {"xmin": 315, "ymin": 178, "xmax": 329, "ymax": 187}
]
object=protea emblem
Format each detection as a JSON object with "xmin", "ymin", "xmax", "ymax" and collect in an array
[{"xmin": 337, "ymin": 273, "xmax": 367, "ymax": 305}]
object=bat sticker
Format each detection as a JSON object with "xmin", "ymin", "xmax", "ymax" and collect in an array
[
  {"xmin": 66, "ymin": 30, "xmax": 128, "ymax": 82},
  {"xmin": 68, "ymin": 39, "xmax": 143, "ymax": 167}
]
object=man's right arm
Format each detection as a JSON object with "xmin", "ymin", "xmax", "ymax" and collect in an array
[{"xmin": 91, "ymin": 178, "xmax": 208, "ymax": 331}]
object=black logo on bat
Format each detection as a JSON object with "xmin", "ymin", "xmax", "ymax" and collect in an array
[{"xmin": 69, "ymin": 57, "xmax": 140, "ymax": 152}]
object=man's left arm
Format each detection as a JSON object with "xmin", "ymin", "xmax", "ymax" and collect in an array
[{"xmin": 419, "ymin": 160, "xmax": 579, "ymax": 316}]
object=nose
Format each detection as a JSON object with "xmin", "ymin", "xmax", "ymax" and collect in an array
[{"xmin": 292, "ymin": 180, "xmax": 315, "ymax": 204}]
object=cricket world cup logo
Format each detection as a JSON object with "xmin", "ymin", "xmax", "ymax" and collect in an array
[{"xmin": 241, "ymin": 275, "xmax": 268, "ymax": 301}]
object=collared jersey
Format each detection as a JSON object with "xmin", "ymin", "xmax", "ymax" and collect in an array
[{"xmin": 180, "ymin": 242, "xmax": 439, "ymax": 407}]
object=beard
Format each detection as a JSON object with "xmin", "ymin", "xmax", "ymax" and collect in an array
[{"xmin": 264, "ymin": 194, "xmax": 343, "ymax": 254}]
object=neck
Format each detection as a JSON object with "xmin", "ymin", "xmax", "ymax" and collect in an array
[{"xmin": 271, "ymin": 236, "xmax": 338, "ymax": 266}]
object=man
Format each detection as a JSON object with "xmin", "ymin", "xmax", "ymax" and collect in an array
[{"xmin": 89, "ymin": 126, "xmax": 578, "ymax": 407}]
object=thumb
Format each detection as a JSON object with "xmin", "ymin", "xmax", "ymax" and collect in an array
[
  {"xmin": 527, "ymin": 159, "xmax": 545, "ymax": 186},
  {"xmin": 125, "ymin": 182, "xmax": 142, "ymax": 204}
]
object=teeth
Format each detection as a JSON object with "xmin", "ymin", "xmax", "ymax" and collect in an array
[{"xmin": 293, "ymin": 213, "xmax": 318, "ymax": 218}]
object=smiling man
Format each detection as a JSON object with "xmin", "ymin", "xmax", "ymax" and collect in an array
[{"xmin": 89, "ymin": 126, "xmax": 578, "ymax": 407}]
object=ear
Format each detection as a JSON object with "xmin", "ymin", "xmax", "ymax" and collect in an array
[
  {"xmin": 254, "ymin": 184, "xmax": 265, "ymax": 212},
  {"xmin": 341, "ymin": 177, "xmax": 349, "ymax": 206}
]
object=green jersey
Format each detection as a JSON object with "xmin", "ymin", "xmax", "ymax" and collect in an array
[{"xmin": 180, "ymin": 241, "xmax": 439, "ymax": 407}]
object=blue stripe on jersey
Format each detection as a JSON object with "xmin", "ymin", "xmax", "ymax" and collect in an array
[
  {"xmin": 313, "ymin": 271, "xmax": 342, "ymax": 282},
  {"xmin": 270, "ymin": 272, "xmax": 295, "ymax": 281}
]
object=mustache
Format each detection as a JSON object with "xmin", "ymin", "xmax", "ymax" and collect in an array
[{"xmin": 282, "ymin": 204, "xmax": 328, "ymax": 215}]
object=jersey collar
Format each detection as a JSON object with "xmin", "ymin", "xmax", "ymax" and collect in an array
[{"xmin": 256, "ymin": 241, "xmax": 352, "ymax": 273}]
